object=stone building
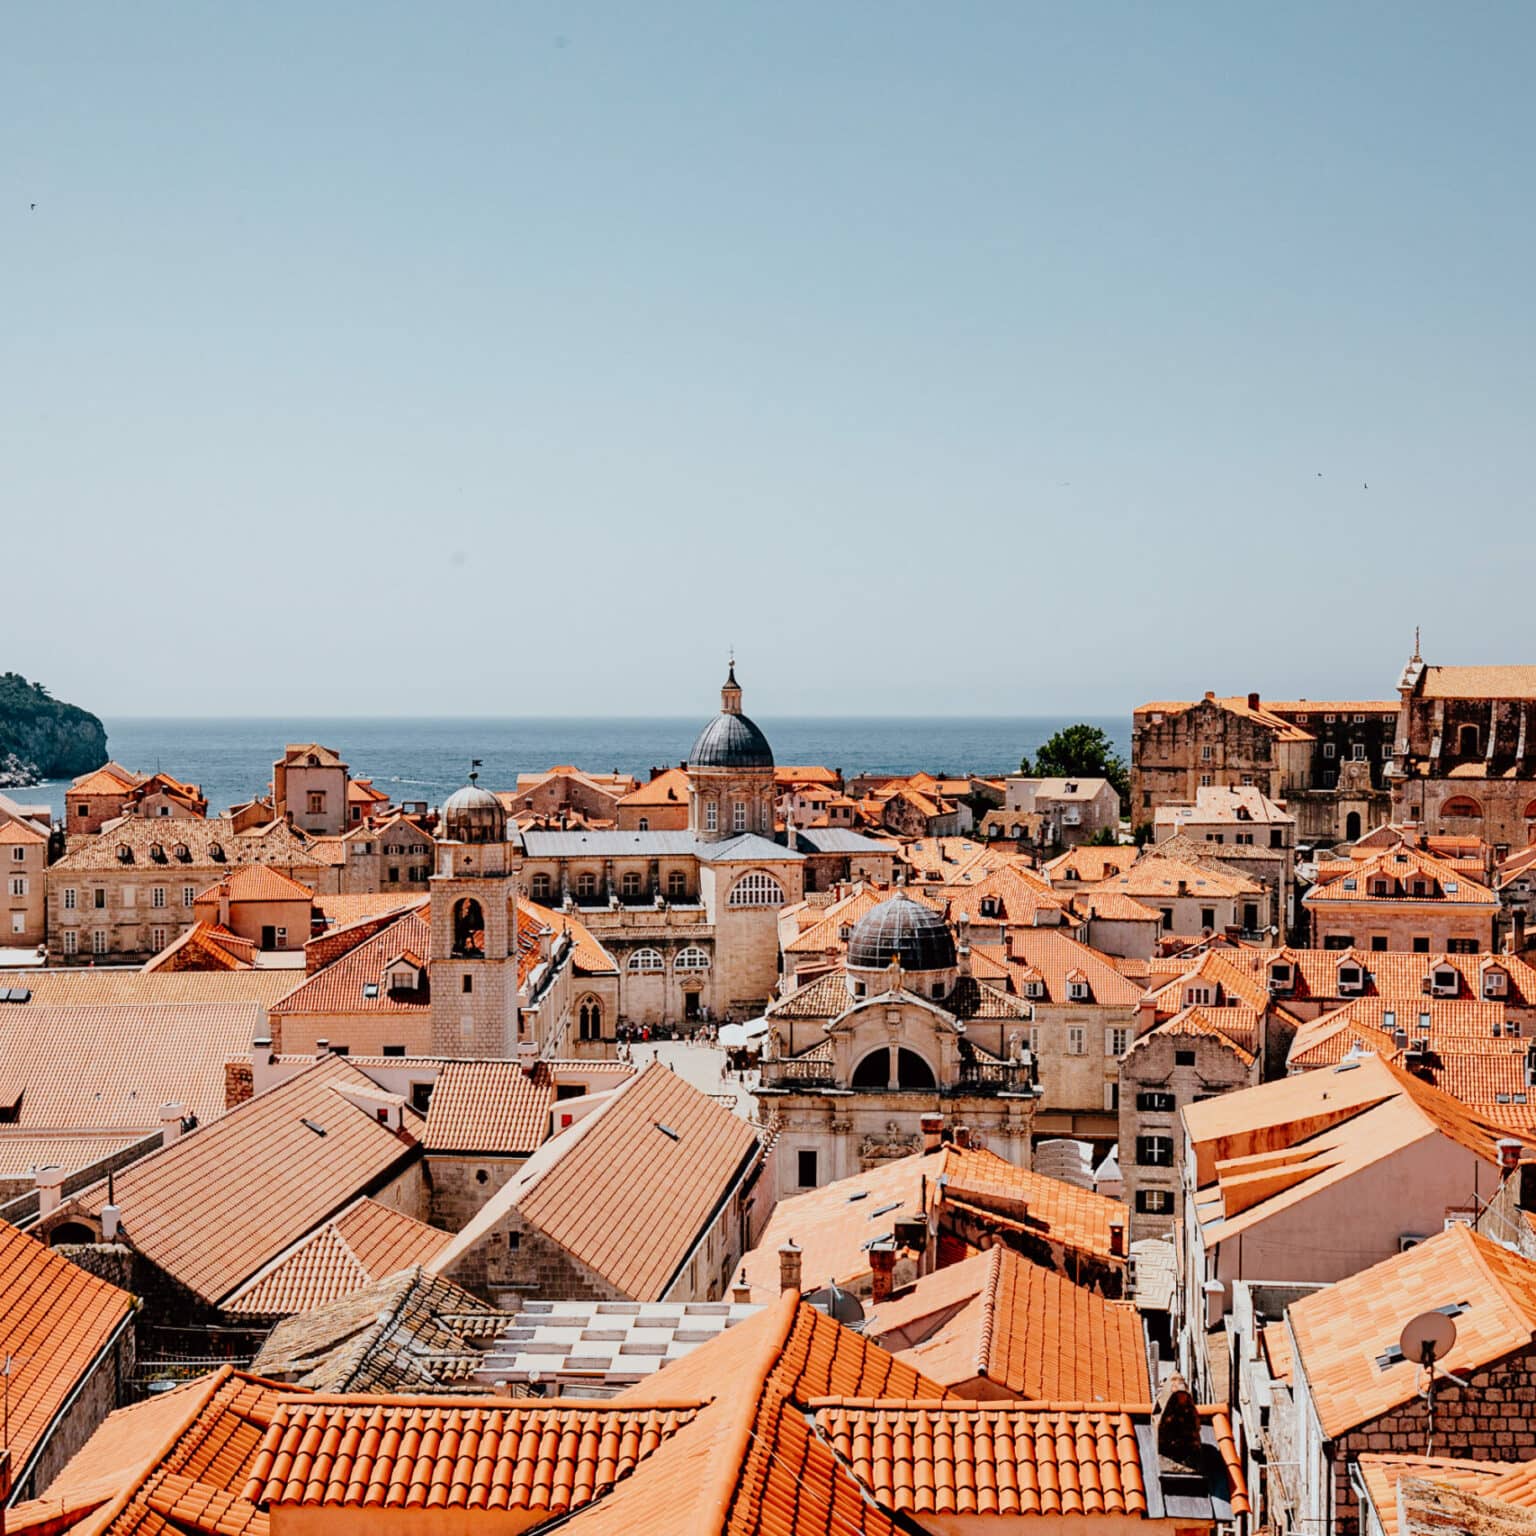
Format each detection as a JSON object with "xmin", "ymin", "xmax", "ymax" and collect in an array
[
  {"xmin": 44, "ymin": 816, "xmax": 326, "ymax": 965},
  {"xmin": 273, "ymin": 742, "xmax": 350, "ymax": 835},
  {"xmin": 757, "ymin": 895, "xmax": 1038, "ymax": 1202},
  {"xmin": 1303, "ymin": 844, "xmax": 1499, "ymax": 954},
  {"xmin": 1, "ymin": 811, "xmax": 49, "ymax": 946},
  {"xmin": 1132, "ymin": 692, "xmax": 1395, "ymax": 843},
  {"xmin": 1389, "ymin": 650, "xmax": 1536, "ymax": 851}
]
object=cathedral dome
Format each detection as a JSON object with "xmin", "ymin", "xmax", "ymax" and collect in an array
[
  {"xmin": 442, "ymin": 775, "xmax": 506, "ymax": 844},
  {"xmin": 687, "ymin": 660, "xmax": 774, "ymax": 770},
  {"xmin": 847, "ymin": 897, "xmax": 957, "ymax": 973}
]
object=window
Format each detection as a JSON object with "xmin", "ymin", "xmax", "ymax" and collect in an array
[
  {"xmin": 1067, "ymin": 1025, "xmax": 1087, "ymax": 1056},
  {"xmin": 705, "ymin": 801, "xmax": 718, "ymax": 832},
  {"xmin": 1137, "ymin": 1189, "xmax": 1175, "ymax": 1215},
  {"xmin": 732, "ymin": 801, "xmax": 747, "ymax": 833},
  {"xmin": 9, "ymin": 847, "xmax": 23, "ymax": 863},
  {"xmin": 1104, "ymin": 1081, "xmax": 1119, "ymax": 1111},
  {"xmin": 1447, "ymin": 938, "xmax": 1480, "ymax": 955},
  {"xmin": 1201, "ymin": 746, "xmax": 1213, "ymax": 761},
  {"xmin": 797, "ymin": 1149, "xmax": 818, "ymax": 1188},
  {"xmin": 628, "ymin": 948, "xmax": 665, "ymax": 972},
  {"xmin": 578, "ymin": 997, "xmax": 602, "ymax": 1039},
  {"xmin": 387, "ymin": 867, "xmax": 399, "ymax": 883},
  {"xmin": 91, "ymin": 930, "xmax": 108, "ymax": 955},
  {"xmin": 307, "ymin": 792, "xmax": 325, "ymax": 815},
  {"xmin": 1199, "ymin": 774, "xmax": 1213, "ymax": 787},
  {"xmin": 1106, "ymin": 1027, "xmax": 1130, "ymax": 1057},
  {"xmin": 76, "ymin": 803, "xmax": 88, "ymax": 819},
  {"xmin": 1323, "ymin": 742, "xmax": 1336, "ymax": 758},
  {"xmin": 621, "ymin": 871, "xmax": 643, "ymax": 899},
  {"xmin": 1200, "ymin": 907, "xmax": 1215, "ymax": 931},
  {"xmin": 8, "ymin": 877, "xmax": 24, "ymax": 898},
  {"xmin": 93, "ymin": 888, "xmax": 106, "ymax": 910},
  {"xmin": 1174, "ymin": 1049, "xmax": 1196, "ymax": 1067},
  {"xmin": 151, "ymin": 886, "xmax": 165, "ymax": 908},
  {"xmin": 382, "ymin": 1045, "xmax": 406, "ymax": 1058},
  {"xmin": 530, "ymin": 872, "xmax": 551, "ymax": 900},
  {"xmin": 667, "ymin": 870, "xmax": 688, "ymax": 900},
  {"xmin": 675, "ymin": 946, "xmax": 710, "ymax": 971},
  {"xmin": 1371, "ymin": 935, "xmax": 1388, "ymax": 951},
  {"xmin": 182, "ymin": 886, "xmax": 196, "ymax": 907},
  {"xmin": 728, "ymin": 872, "xmax": 785, "ymax": 908},
  {"xmin": 461, "ymin": 974, "xmax": 473, "ymax": 994},
  {"xmin": 63, "ymin": 887, "xmax": 76, "ymax": 910},
  {"xmin": 1241, "ymin": 774, "xmax": 1253, "ymax": 787},
  {"xmin": 1323, "ymin": 934, "xmax": 1355, "ymax": 950},
  {"xmin": 1136, "ymin": 1134, "xmax": 1174, "ymax": 1166},
  {"xmin": 63, "ymin": 929, "xmax": 77, "ymax": 954},
  {"xmin": 1138, "ymin": 1089, "xmax": 1176, "ymax": 1112},
  {"xmin": 637, "ymin": 816, "xmax": 649, "ymax": 832},
  {"xmin": 150, "ymin": 926, "xmax": 166, "ymax": 950},
  {"xmin": 1413, "ymin": 936, "xmax": 1430, "ymax": 953},
  {"xmin": 575, "ymin": 871, "xmax": 598, "ymax": 900},
  {"xmin": 1159, "ymin": 907, "xmax": 1173, "ymax": 930},
  {"xmin": 1352, "ymin": 743, "xmax": 1367, "ymax": 760},
  {"xmin": 1270, "ymin": 830, "xmax": 1284, "ymax": 848}
]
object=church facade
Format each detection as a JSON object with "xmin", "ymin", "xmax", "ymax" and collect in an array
[{"xmin": 428, "ymin": 665, "xmax": 804, "ymax": 1054}]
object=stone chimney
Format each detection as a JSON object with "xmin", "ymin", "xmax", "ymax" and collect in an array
[
  {"xmin": 869, "ymin": 1241, "xmax": 897, "ymax": 1303},
  {"xmin": 1498, "ymin": 1137, "xmax": 1524, "ymax": 1172},
  {"xmin": 1109, "ymin": 1216, "xmax": 1126, "ymax": 1258},
  {"xmin": 34, "ymin": 1164, "xmax": 66, "ymax": 1217},
  {"xmin": 779, "ymin": 1239, "xmax": 802, "ymax": 1295},
  {"xmin": 730, "ymin": 1269, "xmax": 752, "ymax": 1305},
  {"xmin": 953, "ymin": 1124, "xmax": 971, "ymax": 1150},
  {"xmin": 160, "ymin": 1102, "xmax": 186, "ymax": 1146},
  {"xmin": 1154, "ymin": 1373, "xmax": 1202, "ymax": 1473},
  {"xmin": 1247, "ymin": 692, "xmax": 1260, "ymax": 711},
  {"xmin": 920, "ymin": 1113, "xmax": 943, "ymax": 1154}
]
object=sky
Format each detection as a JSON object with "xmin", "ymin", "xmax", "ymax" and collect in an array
[{"xmin": 4, "ymin": 3, "xmax": 1534, "ymax": 718}]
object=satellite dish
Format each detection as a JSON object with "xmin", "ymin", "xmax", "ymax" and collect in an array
[{"xmin": 1400, "ymin": 1310, "xmax": 1457, "ymax": 1368}]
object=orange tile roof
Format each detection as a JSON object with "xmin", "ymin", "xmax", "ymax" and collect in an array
[
  {"xmin": 521, "ymin": 898, "xmax": 618, "ymax": 976},
  {"xmin": 741, "ymin": 1147, "xmax": 1127, "ymax": 1302},
  {"xmin": 1041, "ymin": 846, "xmax": 1140, "ymax": 884},
  {"xmin": 0, "ymin": 1220, "xmax": 135, "ymax": 1493},
  {"xmin": 1419, "ymin": 665, "xmax": 1536, "ymax": 700},
  {"xmin": 1131, "ymin": 1005, "xmax": 1259, "ymax": 1065},
  {"xmin": 272, "ymin": 910, "xmax": 431, "ymax": 1017},
  {"xmin": 998, "ymin": 929, "xmax": 1143, "ymax": 1006},
  {"xmin": 68, "ymin": 766, "xmax": 141, "ymax": 796},
  {"xmin": 878, "ymin": 1247, "xmax": 1150, "ymax": 1401},
  {"xmin": 0, "ymin": 1001, "xmax": 263, "ymax": 1130},
  {"xmin": 223, "ymin": 1197, "xmax": 453, "ymax": 1317},
  {"xmin": 1090, "ymin": 851, "xmax": 1262, "ymax": 901},
  {"xmin": 1306, "ymin": 844, "xmax": 1498, "ymax": 907},
  {"xmin": 1290, "ymin": 1224, "xmax": 1536, "ymax": 1437},
  {"xmin": 142, "ymin": 920, "xmax": 257, "ymax": 972},
  {"xmin": 0, "ymin": 820, "xmax": 48, "ymax": 845},
  {"xmin": 68, "ymin": 1055, "xmax": 424, "ymax": 1306},
  {"xmin": 0, "ymin": 968, "xmax": 299, "ymax": 1010},
  {"xmin": 812, "ymin": 1400, "xmax": 1247, "ymax": 1520},
  {"xmin": 1354, "ymin": 1453, "xmax": 1519, "ymax": 1536},
  {"xmin": 618, "ymin": 767, "xmax": 691, "ymax": 808},
  {"xmin": 432, "ymin": 1062, "xmax": 759, "ymax": 1301},
  {"xmin": 1075, "ymin": 890, "xmax": 1164, "ymax": 922},
  {"xmin": 195, "ymin": 863, "xmax": 314, "ymax": 905},
  {"xmin": 422, "ymin": 1059, "xmax": 559, "ymax": 1155},
  {"xmin": 243, "ymin": 1399, "xmax": 700, "ymax": 1514}
]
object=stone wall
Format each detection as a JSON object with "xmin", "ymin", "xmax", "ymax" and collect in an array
[{"xmin": 426, "ymin": 1154, "xmax": 527, "ymax": 1231}]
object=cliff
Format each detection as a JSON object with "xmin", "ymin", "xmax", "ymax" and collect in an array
[{"xmin": 0, "ymin": 673, "xmax": 109, "ymax": 787}]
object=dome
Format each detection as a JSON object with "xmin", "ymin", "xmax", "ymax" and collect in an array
[
  {"xmin": 442, "ymin": 776, "xmax": 506, "ymax": 844},
  {"xmin": 688, "ymin": 710, "xmax": 775, "ymax": 770},
  {"xmin": 847, "ymin": 897, "xmax": 957, "ymax": 973}
]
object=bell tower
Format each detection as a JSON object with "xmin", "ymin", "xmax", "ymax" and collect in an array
[{"xmin": 430, "ymin": 765, "xmax": 527, "ymax": 1060}]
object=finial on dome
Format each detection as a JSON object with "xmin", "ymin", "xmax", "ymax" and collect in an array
[
  {"xmin": 469, "ymin": 757, "xmax": 482, "ymax": 786},
  {"xmin": 722, "ymin": 656, "xmax": 743, "ymax": 715},
  {"xmin": 1412, "ymin": 625, "xmax": 1422, "ymax": 663}
]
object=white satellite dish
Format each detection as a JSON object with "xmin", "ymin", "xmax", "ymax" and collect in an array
[{"xmin": 1399, "ymin": 1310, "xmax": 1458, "ymax": 1368}]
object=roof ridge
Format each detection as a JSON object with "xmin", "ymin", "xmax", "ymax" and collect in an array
[
  {"xmin": 975, "ymin": 1245, "xmax": 1006, "ymax": 1380},
  {"xmin": 1459, "ymin": 1224, "xmax": 1536, "ymax": 1340}
]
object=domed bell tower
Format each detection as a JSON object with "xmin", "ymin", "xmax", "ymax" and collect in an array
[
  {"xmin": 430, "ymin": 763, "xmax": 525, "ymax": 1060},
  {"xmin": 687, "ymin": 658, "xmax": 777, "ymax": 842}
]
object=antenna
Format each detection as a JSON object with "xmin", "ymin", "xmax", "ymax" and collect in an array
[{"xmin": 1399, "ymin": 1310, "xmax": 1458, "ymax": 1455}]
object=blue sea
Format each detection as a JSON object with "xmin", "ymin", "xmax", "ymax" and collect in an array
[{"xmin": 17, "ymin": 716, "xmax": 1132, "ymax": 821}]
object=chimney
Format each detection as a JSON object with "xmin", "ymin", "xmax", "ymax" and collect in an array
[
  {"xmin": 894, "ymin": 1212, "xmax": 927, "ymax": 1253},
  {"xmin": 1153, "ymin": 1373, "xmax": 1203, "ymax": 1473},
  {"xmin": 953, "ymin": 1124, "xmax": 971, "ymax": 1150},
  {"xmin": 1204, "ymin": 690, "xmax": 1216, "ymax": 702},
  {"xmin": 1516, "ymin": 909, "xmax": 1528, "ymax": 954},
  {"xmin": 1203, "ymin": 1276, "xmax": 1226, "ymax": 1330},
  {"xmin": 101, "ymin": 1204, "xmax": 122, "ymax": 1242},
  {"xmin": 33, "ymin": 1164, "xmax": 66, "ymax": 1218},
  {"xmin": 779, "ymin": 1239, "xmax": 802, "ymax": 1295},
  {"xmin": 1498, "ymin": 1137, "xmax": 1524, "ymax": 1172},
  {"xmin": 1177, "ymin": 879, "xmax": 1188, "ymax": 897},
  {"xmin": 730, "ymin": 1269, "xmax": 752, "ymax": 1305},
  {"xmin": 920, "ymin": 1113, "xmax": 943, "ymax": 1154},
  {"xmin": 869, "ymin": 1241, "xmax": 897, "ymax": 1303},
  {"xmin": 1109, "ymin": 1216, "xmax": 1126, "ymax": 1258},
  {"xmin": 1247, "ymin": 692, "xmax": 1260, "ymax": 711},
  {"xmin": 159, "ymin": 1102, "xmax": 185, "ymax": 1145},
  {"xmin": 315, "ymin": 1038, "xmax": 329, "ymax": 1057}
]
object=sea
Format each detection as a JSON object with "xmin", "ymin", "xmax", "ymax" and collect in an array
[{"xmin": 14, "ymin": 716, "xmax": 1133, "ymax": 822}]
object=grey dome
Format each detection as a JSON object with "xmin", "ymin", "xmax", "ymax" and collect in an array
[
  {"xmin": 847, "ymin": 897, "xmax": 957, "ymax": 973},
  {"xmin": 443, "ymin": 778, "xmax": 505, "ymax": 844},
  {"xmin": 688, "ymin": 710, "xmax": 775, "ymax": 770}
]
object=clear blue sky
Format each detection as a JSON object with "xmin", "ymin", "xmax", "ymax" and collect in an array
[{"xmin": 5, "ymin": 3, "xmax": 1533, "ymax": 717}]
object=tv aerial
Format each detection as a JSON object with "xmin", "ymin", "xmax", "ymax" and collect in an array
[{"xmin": 1399, "ymin": 1310, "xmax": 1463, "ymax": 1455}]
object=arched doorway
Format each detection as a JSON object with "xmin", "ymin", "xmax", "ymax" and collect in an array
[{"xmin": 1345, "ymin": 811, "xmax": 1362, "ymax": 841}]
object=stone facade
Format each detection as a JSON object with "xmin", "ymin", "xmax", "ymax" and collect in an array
[
  {"xmin": 1, "ymin": 816, "xmax": 48, "ymax": 946},
  {"xmin": 273, "ymin": 744, "xmax": 350, "ymax": 835}
]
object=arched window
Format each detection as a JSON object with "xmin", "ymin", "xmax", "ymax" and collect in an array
[
  {"xmin": 676, "ymin": 946, "xmax": 710, "ymax": 971},
  {"xmin": 638, "ymin": 816, "xmax": 650, "ymax": 832},
  {"xmin": 451, "ymin": 897, "xmax": 485, "ymax": 958},
  {"xmin": 728, "ymin": 871, "xmax": 786, "ymax": 908},
  {"xmin": 628, "ymin": 948, "xmax": 665, "ymax": 972},
  {"xmin": 850, "ymin": 1047, "xmax": 937, "ymax": 1091},
  {"xmin": 530, "ymin": 872, "xmax": 551, "ymax": 901},
  {"xmin": 1458, "ymin": 724, "xmax": 1481, "ymax": 756},
  {"xmin": 621, "ymin": 871, "xmax": 643, "ymax": 899},
  {"xmin": 1442, "ymin": 796, "xmax": 1483, "ymax": 819},
  {"xmin": 578, "ymin": 997, "xmax": 602, "ymax": 1039},
  {"xmin": 576, "ymin": 871, "xmax": 598, "ymax": 900}
]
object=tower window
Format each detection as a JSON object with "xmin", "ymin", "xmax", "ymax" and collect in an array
[
  {"xmin": 728, "ymin": 871, "xmax": 786, "ymax": 908},
  {"xmin": 705, "ymin": 801, "xmax": 718, "ymax": 833},
  {"xmin": 462, "ymin": 975, "xmax": 473, "ymax": 994},
  {"xmin": 451, "ymin": 897, "xmax": 486, "ymax": 958},
  {"xmin": 732, "ymin": 801, "xmax": 747, "ymax": 833}
]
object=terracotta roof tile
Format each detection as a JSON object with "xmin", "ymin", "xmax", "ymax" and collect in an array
[
  {"xmin": 0, "ymin": 968, "xmax": 300, "ymax": 1010},
  {"xmin": 273, "ymin": 911, "xmax": 431, "ymax": 1017},
  {"xmin": 0, "ymin": 1221, "xmax": 134, "ymax": 1491},
  {"xmin": 1305, "ymin": 845, "xmax": 1497, "ymax": 907},
  {"xmin": 422, "ymin": 1060, "xmax": 559, "ymax": 1155},
  {"xmin": 195, "ymin": 865, "xmax": 314, "ymax": 905},
  {"xmin": 67, "ymin": 1056, "xmax": 423, "ymax": 1306}
]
